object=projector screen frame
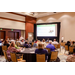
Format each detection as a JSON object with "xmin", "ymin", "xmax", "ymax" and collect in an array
[{"xmin": 34, "ymin": 22, "xmax": 60, "ymax": 42}]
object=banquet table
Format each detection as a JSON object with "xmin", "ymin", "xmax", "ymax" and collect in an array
[{"xmin": 17, "ymin": 47, "xmax": 51, "ymax": 62}]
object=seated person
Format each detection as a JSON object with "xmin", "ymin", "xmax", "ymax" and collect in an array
[
  {"xmin": 65, "ymin": 41, "xmax": 71, "ymax": 50},
  {"xmin": 46, "ymin": 38, "xmax": 49, "ymax": 42},
  {"xmin": 33, "ymin": 40, "xmax": 37, "ymax": 47},
  {"xmin": 4, "ymin": 40, "xmax": 10, "ymax": 48},
  {"xmin": 52, "ymin": 39, "xmax": 58, "ymax": 45},
  {"xmin": 23, "ymin": 41, "xmax": 31, "ymax": 48},
  {"xmin": 6, "ymin": 42, "xmax": 21, "ymax": 60},
  {"xmin": 46, "ymin": 40, "xmax": 55, "ymax": 51},
  {"xmin": 20, "ymin": 39, "xmax": 25, "ymax": 46},
  {"xmin": 70, "ymin": 41, "xmax": 75, "ymax": 47},
  {"xmin": 66, "ymin": 47, "xmax": 75, "ymax": 62},
  {"xmin": 35, "ymin": 42, "xmax": 48, "ymax": 60},
  {"xmin": 42, "ymin": 39, "xmax": 46, "ymax": 48},
  {"xmin": 37, "ymin": 40, "xmax": 41, "ymax": 46}
]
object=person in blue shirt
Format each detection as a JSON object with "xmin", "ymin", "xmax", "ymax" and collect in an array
[
  {"xmin": 35, "ymin": 43, "xmax": 48, "ymax": 60},
  {"xmin": 46, "ymin": 40, "xmax": 55, "ymax": 51}
]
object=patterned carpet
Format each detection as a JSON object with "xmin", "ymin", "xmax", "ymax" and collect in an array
[{"xmin": 0, "ymin": 46, "xmax": 68, "ymax": 62}]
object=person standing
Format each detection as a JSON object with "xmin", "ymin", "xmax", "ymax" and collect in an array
[{"xmin": 61, "ymin": 36, "xmax": 64, "ymax": 42}]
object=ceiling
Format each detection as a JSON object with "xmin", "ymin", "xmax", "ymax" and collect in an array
[{"xmin": 15, "ymin": 12, "xmax": 62, "ymax": 18}]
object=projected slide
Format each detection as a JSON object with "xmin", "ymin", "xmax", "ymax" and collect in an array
[{"xmin": 37, "ymin": 24, "xmax": 57, "ymax": 37}]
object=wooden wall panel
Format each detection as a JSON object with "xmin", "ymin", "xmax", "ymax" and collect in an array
[
  {"xmin": 25, "ymin": 16, "xmax": 36, "ymax": 39},
  {"xmin": 0, "ymin": 31, "xmax": 5, "ymax": 40},
  {"xmin": 0, "ymin": 28, "xmax": 21, "ymax": 40}
]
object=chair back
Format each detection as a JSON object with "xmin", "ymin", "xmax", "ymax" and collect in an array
[
  {"xmin": 63, "ymin": 42, "xmax": 66, "ymax": 46},
  {"xmin": 65, "ymin": 45, "xmax": 68, "ymax": 51},
  {"xmin": 10, "ymin": 52, "xmax": 17, "ymax": 62},
  {"xmin": 36, "ymin": 54, "xmax": 45, "ymax": 62},
  {"xmin": 61, "ymin": 42, "xmax": 63, "ymax": 46},
  {"xmin": 50, "ymin": 51, "xmax": 58, "ymax": 60},
  {"xmin": 69, "ymin": 46, "xmax": 74, "ymax": 53},
  {"xmin": 53, "ymin": 44, "xmax": 57, "ymax": 49},
  {"xmin": 2, "ymin": 46, "xmax": 7, "ymax": 51},
  {"xmin": 57, "ymin": 44, "xmax": 60, "ymax": 48},
  {"xmin": 46, "ymin": 42, "xmax": 49, "ymax": 44},
  {"xmin": 45, "ymin": 48, "xmax": 50, "ymax": 53},
  {"xmin": 3, "ymin": 50, "xmax": 8, "ymax": 60},
  {"xmin": 32, "ymin": 42, "xmax": 34, "ymax": 47}
]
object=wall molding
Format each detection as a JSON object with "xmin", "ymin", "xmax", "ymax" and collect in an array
[{"xmin": 0, "ymin": 17, "xmax": 25, "ymax": 23}]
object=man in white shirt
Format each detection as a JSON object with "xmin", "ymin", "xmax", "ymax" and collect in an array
[
  {"xmin": 61, "ymin": 36, "xmax": 64, "ymax": 42},
  {"xmin": 20, "ymin": 39, "xmax": 25, "ymax": 46},
  {"xmin": 52, "ymin": 39, "xmax": 58, "ymax": 45}
]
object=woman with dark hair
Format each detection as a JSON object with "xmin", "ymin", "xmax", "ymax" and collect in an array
[
  {"xmin": 65, "ymin": 41, "xmax": 71, "ymax": 50},
  {"xmin": 4, "ymin": 40, "xmax": 10, "ymax": 48}
]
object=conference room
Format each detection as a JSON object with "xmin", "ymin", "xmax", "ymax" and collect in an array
[{"xmin": 0, "ymin": 12, "xmax": 75, "ymax": 62}]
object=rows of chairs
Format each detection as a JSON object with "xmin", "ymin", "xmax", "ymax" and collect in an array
[{"xmin": 65, "ymin": 45, "xmax": 74, "ymax": 53}]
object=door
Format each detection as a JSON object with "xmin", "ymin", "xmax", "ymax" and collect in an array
[
  {"xmin": 8, "ymin": 32, "xmax": 15, "ymax": 39},
  {"xmin": 15, "ymin": 32, "xmax": 19, "ymax": 40},
  {"xmin": 0, "ymin": 31, "xmax": 5, "ymax": 40}
]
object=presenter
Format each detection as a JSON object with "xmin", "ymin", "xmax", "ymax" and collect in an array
[{"xmin": 61, "ymin": 36, "xmax": 64, "ymax": 42}]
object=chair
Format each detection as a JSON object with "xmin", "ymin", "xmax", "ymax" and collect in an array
[
  {"xmin": 45, "ymin": 48, "xmax": 50, "ymax": 53},
  {"xmin": 57, "ymin": 44, "xmax": 61, "ymax": 51},
  {"xmin": 50, "ymin": 51, "xmax": 58, "ymax": 62},
  {"xmin": 3, "ymin": 50, "xmax": 10, "ymax": 62},
  {"xmin": 32, "ymin": 42, "xmax": 34, "ymax": 47},
  {"xmin": 53, "ymin": 44, "xmax": 57, "ymax": 49},
  {"xmin": 65, "ymin": 45, "xmax": 68, "ymax": 51},
  {"xmin": 69, "ymin": 46, "xmax": 74, "ymax": 53},
  {"xmin": 61, "ymin": 42, "xmax": 63, "ymax": 46},
  {"xmin": 36, "ymin": 54, "xmax": 45, "ymax": 62},
  {"xmin": 57, "ymin": 44, "xmax": 60, "ymax": 48},
  {"xmin": 63, "ymin": 42, "xmax": 66, "ymax": 47},
  {"xmin": 10, "ymin": 52, "xmax": 26, "ymax": 62},
  {"xmin": 2, "ymin": 46, "xmax": 7, "ymax": 51}
]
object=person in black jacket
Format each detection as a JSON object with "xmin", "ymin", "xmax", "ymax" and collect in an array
[
  {"xmin": 4, "ymin": 40, "xmax": 10, "ymax": 48},
  {"xmin": 65, "ymin": 41, "xmax": 71, "ymax": 50}
]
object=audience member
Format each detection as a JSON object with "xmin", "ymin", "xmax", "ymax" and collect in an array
[
  {"xmin": 52, "ymin": 39, "xmax": 58, "ymax": 44},
  {"xmin": 65, "ymin": 41, "xmax": 71, "ymax": 49},
  {"xmin": 35, "ymin": 42, "xmax": 48, "ymax": 60},
  {"xmin": 46, "ymin": 38, "xmax": 49, "ymax": 42},
  {"xmin": 42, "ymin": 39, "xmax": 46, "ymax": 48},
  {"xmin": 6, "ymin": 42, "xmax": 21, "ymax": 60},
  {"xmin": 23, "ymin": 41, "xmax": 31, "ymax": 48},
  {"xmin": 33, "ymin": 40, "xmax": 37, "ymax": 47},
  {"xmin": 66, "ymin": 47, "xmax": 75, "ymax": 62},
  {"xmin": 46, "ymin": 40, "xmax": 55, "ymax": 51},
  {"xmin": 20, "ymin": 39, "xmax": 25, "ymax": 46},
  {"xmin": 35, "ymin": 39, "xmax": 38, "ymax": 43},
  {"xmin": 4, "ymin": 40, "xmax": 10, "ymax": 48},
  {"xmin": 19, "ymin": 36, "xmax": 24, "ymax": 41},
  {"xmin": 61, "ymin": 36, "xmax": 64, "ymax": 42},
  {"xmin": 37, "ymin": 40, "xmax": 41, "ymax": 46},
  {"xmin": 70, "ymin": 41, "xmax": 75, "ymax": 47}
]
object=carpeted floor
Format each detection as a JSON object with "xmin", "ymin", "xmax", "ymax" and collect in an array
[{"xmin": 0, "ymin": 46, "xmax": 68, "ymax": 62}]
